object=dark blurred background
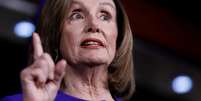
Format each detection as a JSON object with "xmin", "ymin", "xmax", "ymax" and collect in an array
[{"xmin": 0, "ymin": 0, "xmax": 200, "ymax": 101}]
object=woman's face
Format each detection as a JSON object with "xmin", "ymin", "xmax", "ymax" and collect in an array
[{"xmin": 60, "ymin": 0, "xmax": 117, "ymax": 66}]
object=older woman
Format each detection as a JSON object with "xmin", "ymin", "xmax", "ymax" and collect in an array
[{"xmin": 1, "ymin": 0, "xmax": 134, "ymax": 101}]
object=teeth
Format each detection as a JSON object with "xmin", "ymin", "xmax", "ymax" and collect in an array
[{"xmin": 82, "ymin": 41, "xmax": 99, "ymax": 46}]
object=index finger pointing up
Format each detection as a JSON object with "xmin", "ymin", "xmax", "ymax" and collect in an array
[{"xmin": 33, "ymin": 32, "xmax": 44, "ymax": 60}]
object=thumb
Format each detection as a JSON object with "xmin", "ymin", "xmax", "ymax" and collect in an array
[{"xmin": 54, "ymin": 59, "xmax": 66, "ymax": 86}]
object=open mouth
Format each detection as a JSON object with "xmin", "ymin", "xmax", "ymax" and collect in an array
[{"xmin": 80, "ymin": 38, "xmax": 104, "ymax": 48}]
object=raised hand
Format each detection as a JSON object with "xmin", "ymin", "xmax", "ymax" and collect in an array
[{"xmin": 20, "ymin": 32, "xmax": 66, "ymax": 101}]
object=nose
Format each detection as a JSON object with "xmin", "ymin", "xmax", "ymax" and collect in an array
[
  {"xmin": 85, "ymin": 17, "xmax": 100, "ymax": 33},
  {"xmin": 87, "ymin": 27, "xmax": 100, "ymax": 33}
]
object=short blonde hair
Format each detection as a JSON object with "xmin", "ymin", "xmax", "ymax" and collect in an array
[{"xmin": 36, "ymin": 0, "xmax": 135, "ymax": 100}]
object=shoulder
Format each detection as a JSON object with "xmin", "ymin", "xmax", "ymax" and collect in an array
[
  {"xmin": 0, "ymin": 91, "xmax": 70, "ymax": 101},
  {"xmin": 0, "ymin": 94, "xmax": 22, "ymax": 101},
  {"xmin": 0, "ymin": 92, "xmax": 123, "ymax": 101},
  {"xmin": 114, "ymin": 96, "xmax": 123, "ymax": 101},
  {"xmin": 0, "ymin": 91, "xmax": 77, "ymax": 101}
]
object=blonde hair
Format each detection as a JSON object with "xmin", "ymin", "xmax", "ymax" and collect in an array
[
  {"xmin": 36, "ymin": 0, "xmax": 135, "ymax": 100},
  {"xmin": 109, "ymin": 0, "xmax": 135, "ymax": 100}
]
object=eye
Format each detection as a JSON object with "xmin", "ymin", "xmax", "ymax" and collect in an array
[
  {"xmin": 69, "ymin": 9, "xmax": 84, "ymax": 20},
  {"xmin": 70, "ymin": 13, "xmax": 84, "ymax": 20},
  {"xmin": 100, "ymin": 11, "xmax": 111, "ymax": 21}
]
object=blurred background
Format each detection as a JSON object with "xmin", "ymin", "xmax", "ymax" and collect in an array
[{"xmin": 0, "ymin": 0, "xmax": 200, "ymax": 101}]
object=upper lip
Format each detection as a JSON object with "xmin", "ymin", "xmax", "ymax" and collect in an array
[{"xmin": 80, "ymin": 38, "xmax": 105, "ymax": 47}]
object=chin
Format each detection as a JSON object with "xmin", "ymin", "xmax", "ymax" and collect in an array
[{"xmin": 79, "ymin": 56, "xmax": 111, "ymax": 66}]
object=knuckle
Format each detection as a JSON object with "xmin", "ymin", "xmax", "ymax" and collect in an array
[
  {"xmin": 35, "ymin": 69, "xmax": 47, "ymax": 81},
  {"xmin": 42, "ymin": 53, "xmax": 55, "ymax": 67},
  {"xmin": 37, "ymin": 59, "xmax": 48, "ymax": 67},
  {"xmin": 34, "ymin": 64, "xmax": 48, "ymax": 76},
  {"xmin": 20, "ymin": 69, "xmax": 27, "ymax": 79},
  {"xmin": 42, "ymin": 53, "xmax": 52, "ymax": 59},
  {"xmin": 20, "ymin": 67, "xmax": 31, "ymax": 79}
]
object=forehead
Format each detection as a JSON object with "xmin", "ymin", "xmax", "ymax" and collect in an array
[{"xmin": 69, "ymin": 0, "xmax": 116, "ymax": 9}]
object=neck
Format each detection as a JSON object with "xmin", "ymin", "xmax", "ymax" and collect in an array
[{"xmin": 62, "ymin": 64, "xmax": 114, "ymax": 101}]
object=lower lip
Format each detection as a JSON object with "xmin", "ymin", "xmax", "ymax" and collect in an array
[{"xmin": 81, "ymin": 45, "xmax": 103, "ymax": 49}]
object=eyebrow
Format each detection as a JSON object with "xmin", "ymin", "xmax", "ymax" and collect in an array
[{"xmin": 72, "ymin": 9, "xmax": 82, "ymax": 12}]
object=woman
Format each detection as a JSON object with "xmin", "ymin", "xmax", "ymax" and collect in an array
[{"xmin": 1, "ymin": 0, "xmax": 134, "ymax": 101}]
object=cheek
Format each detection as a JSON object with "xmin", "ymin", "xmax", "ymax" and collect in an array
[
  {"xmin": 108, "ymin": 24, "xmax": 118, "ymax": 47},
  {"xmin": 61, "ymin": 22, "xmax": 83, "ymax": 47},
  {"xmin": 60, "ymin": 30, "xmax": 73, "ymax": 49},
  {"xmin": 60, "ymin": 33, "xmax": 71, "ymax": 58},
  {"xmin": 109, "ymin": 34, "xmax": 117, "ymax": 49},
  {"xmin": 60, "ymin": 32, "xmax": 81, "ymax": 64},
  {"xmin": 60, "ymin": 27, "xmax": 79, "ymax": 57},
  {"xmin": 106, "ymin": 25, "xmax": 118, "ymax": 57}
]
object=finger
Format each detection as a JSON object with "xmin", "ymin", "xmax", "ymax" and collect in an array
[
  {"xmin": 54, "ymin": 59, "xmax": 66, "ymax": 86},
  {"xmin": 20, "ymin": 67, "xmax": 37, "ymax": 93},
  {"xmin": 34, "ymin": 59, "xmax": 49, "ymax": 84},
  {"xmin": 33, "ymin": 68, "xmax": 47, "ymax": 87},
  {"xmin": 20, "ymin": 66, "xmax": 35, "ymax": 86},
  {"xmin": 21, "ymin": 66, "xmax": 47, "ymax": 87},
  {"xmin": 40, "ymin": 53, "xmax": 55, "ymax": 80},
  {"xmin": 33, "ymin": 32, "xmax": 44, "ymax": 60}
]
